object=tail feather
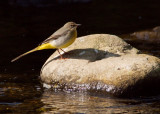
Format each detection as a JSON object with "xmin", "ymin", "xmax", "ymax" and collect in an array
[{"xmin": 11, "ymin": 47, "xmax": 38, "ymax": 62}]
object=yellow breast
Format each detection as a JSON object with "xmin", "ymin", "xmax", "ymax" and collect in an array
[{"xmin": 60, "ymin": 30, "xmax": 77, "ymax": 48}]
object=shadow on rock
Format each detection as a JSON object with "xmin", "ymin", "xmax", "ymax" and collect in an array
[
  {"xmin": 55, "ymin": 48, "xmax": 120, "ymax": 61},
  {"xmin": 41, "ymin": 48, "xmax": 120, "ymax": 72}
]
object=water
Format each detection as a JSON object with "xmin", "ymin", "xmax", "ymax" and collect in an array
[
  {"xmin": 40, "ymin": 91, "xmax": 160, "ymax": 113},
  {"xmin": 0, "ymin": 84, "xmax": 160, "ymax": 113},
  {"xmin": 0, "ymin": 0, "xmax": 160, "ymax": 113}
]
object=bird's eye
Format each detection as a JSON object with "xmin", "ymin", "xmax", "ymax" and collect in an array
[{"xmin": 71, "ymin": 24, "xmax": 75, "ymax": 27}]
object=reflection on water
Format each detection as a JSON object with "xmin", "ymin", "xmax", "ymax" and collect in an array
[
  {"xmin": 0, "ymin": 82, "xmax": 160, "ymax": 113},
  {"xmin": 40, "ymin": 90, "xmax": 160, "ymax": 113},
  {"xmin": 0, "ymin": 73, "xmax": 43, "ymax": 113}
]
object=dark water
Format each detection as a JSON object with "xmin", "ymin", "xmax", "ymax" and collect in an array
[{"xmin": 0, "ymin": 0, "xmax": 160, "ymax": 113}]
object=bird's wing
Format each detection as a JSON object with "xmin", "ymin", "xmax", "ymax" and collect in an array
[
  {"xmin": 39, "ymin": 35, "xmax": 61, "ymax": 45},
  {"xmin": 39, "ymin": 29, "xmax": 70, "ymax": 45}
]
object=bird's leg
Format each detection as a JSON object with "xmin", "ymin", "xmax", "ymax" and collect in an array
[
  {"xmin": 57, "ymin": 49, "xmax": 63, "ymax": 59},
  {"xmin": 58, "ymin": 48, "xmax": 69, "ymax": 59},
  {"xmin": 60, "ymin": 48, "xmax": 66, "ymax": 53}
]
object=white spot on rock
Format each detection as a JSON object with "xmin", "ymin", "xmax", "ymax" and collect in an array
[
  {"xmin": 94, "ymin": 49, "xmax": 98, "ymax": 53},
  {"xmin": 43, "ymin": 83, "xmax": 51, "ymax": 89},
  {"xmin": 79, "ymin": 51, "xmax": 86, "ymax": 56},
  {"xmin": 125, "ymin": 66, "xmax": 131, "ymax": 70},
  {"xmin": 79, "ymin": 38, "xmax": 85, "ymax": 42}
]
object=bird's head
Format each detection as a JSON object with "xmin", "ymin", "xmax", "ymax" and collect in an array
[{"xmin": 64, "ymin": 22, "xmax": 81, "ymax": 30}]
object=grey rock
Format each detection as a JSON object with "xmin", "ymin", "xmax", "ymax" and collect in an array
[
  {"xmin": 40, "ymin": 34, "xmax": 160, "ymax": 97},
  {"xmin": 131, "ymin": 26, "xmax": 160, "ymax": 42}
]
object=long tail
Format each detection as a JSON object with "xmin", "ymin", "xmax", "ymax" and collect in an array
[{"xmin": 11, "ymin": 47, "xmax": 39, "ymax": 62}]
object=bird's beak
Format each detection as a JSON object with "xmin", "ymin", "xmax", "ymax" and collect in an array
[{"xmin": 76, "ymin": 24, "xmax": 81, "ymax": 26}]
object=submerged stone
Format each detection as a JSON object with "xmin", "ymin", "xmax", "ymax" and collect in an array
[
  {"xmin": 129, "ymin": 26, "xmax": 160, "ymax": 43},
  {"xmin": 40, "ymin": 34, "xmax": 160, "ymax": 97}
]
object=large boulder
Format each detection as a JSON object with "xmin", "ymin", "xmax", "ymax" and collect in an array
[{"xmin": 40, "ymin": 34, "xmax": 160, "ymax": 97}]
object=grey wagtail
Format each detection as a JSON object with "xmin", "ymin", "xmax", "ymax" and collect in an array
[{"xmin": 11, "ymin": 22, "xmax": 81, "ymax": 62}]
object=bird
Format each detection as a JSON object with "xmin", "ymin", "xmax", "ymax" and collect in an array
[{"xmin": 11, "ymin": 22, "xmax": 81, "ymax": 62}]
